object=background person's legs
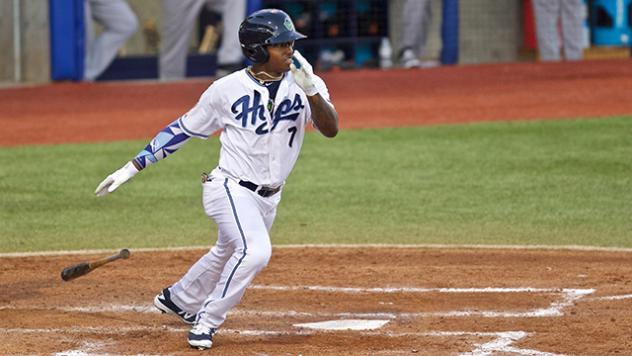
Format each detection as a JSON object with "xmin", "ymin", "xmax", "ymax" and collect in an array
[
  {"xmin": 159, "ymin": 0, "xmax": 206, "ymax": 80},
  {"xmin": 398, "ymin": 0, "xmax": 432, "ymax": 67},
  {"xmin": 84, "ymin": 0, "xmax": 138, "ymax": 80},
  {"xmin": 204, "ymin": 0, "xmax": 246, "ymax": 70},
  {"xmin": 560, "ymin": 0, "xmax": 584, "ymax": 60},
  {"xmin": 533, "ymin": 0, "xmax": 562, "ymax": 61}
]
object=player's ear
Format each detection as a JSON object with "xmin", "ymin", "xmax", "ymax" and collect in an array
[
  {"xmin": 244, "ymin": 47, "xmax": 257, "ymax": 59},
  {"xmin": 244, "ymin": 44, "xmax": 269, "ymax": 63}
]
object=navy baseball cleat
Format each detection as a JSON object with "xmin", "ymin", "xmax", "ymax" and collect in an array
[
  {"xmin": 153, "ymin": 287, "xmax": 196, "ymax": 325},
  {"xmin": 188, "ymin": 324, "xmax": 216, "ymax": 350}
]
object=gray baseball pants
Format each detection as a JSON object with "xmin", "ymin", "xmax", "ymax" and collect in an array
[
  {"xmin": 532, "ymin": 0, "xmax": 584, "ymax": 61},
  {"xmin": 159, "ymin": 0, "xmax": 246, "ymax": 81},
  {"xmin": 398, "ymin": 0, "xmax": 432, "ymax": 57},
  {"xmin": 84, "ymin": 0, "xmax": 138, "ymax": 80}
]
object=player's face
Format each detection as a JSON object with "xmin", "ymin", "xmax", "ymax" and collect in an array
[{"xmin": 265, "ymin": 41, "xmax": 295, "ymax": 74}]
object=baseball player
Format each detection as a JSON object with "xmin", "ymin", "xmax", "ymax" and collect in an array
[{"xmin": 95, "ymin": 9, "xmax": 339, "ymax": 350}]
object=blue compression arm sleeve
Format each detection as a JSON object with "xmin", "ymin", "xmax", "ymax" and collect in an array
[{"xmin": 133, "ymin": 119, "xmax": 192, "ymax": 170}]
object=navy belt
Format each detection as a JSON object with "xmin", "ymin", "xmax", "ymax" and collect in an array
[
  {"xmin": 239, "ymin": 180, "xmax": 281, "ymax": 197},
  {"xmin": 202, "ymin": 170, "xmax": 280, "ymax": 197}
]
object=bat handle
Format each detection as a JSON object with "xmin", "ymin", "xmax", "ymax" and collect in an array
[{"xmin": 91, "ymin": 249, "xmax": 131, "ymax": 269}]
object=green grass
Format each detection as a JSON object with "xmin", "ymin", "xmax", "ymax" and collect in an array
[{"xmin": 1, "ymin": 117, "xmax": 631, "ymax": 252}]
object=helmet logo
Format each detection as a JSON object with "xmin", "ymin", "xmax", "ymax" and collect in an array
[{"xmin": 284, "ymin": 18, "xmax": 294, "ymax": 31}]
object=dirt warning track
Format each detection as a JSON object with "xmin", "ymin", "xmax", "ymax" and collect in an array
[{"xmin": 2, "ymin": 59, "xmax": 632, "ymax": 146}]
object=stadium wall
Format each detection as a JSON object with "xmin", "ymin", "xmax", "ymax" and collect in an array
[
  {"xmin": 0, "ymin": 0, "xmax": 595, "ymax": 85},
  {"xmin": 389, "ymin": 0, "xmax": 522, "ymax": 64},
  {"xmin": 0, "ymin": 0, "xmax": 50, "ymax": 85}
]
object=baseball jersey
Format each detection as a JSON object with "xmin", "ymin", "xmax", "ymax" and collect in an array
[{"xmin": 177, "ymin": 69, "xmax": 331, "ymax": 188}]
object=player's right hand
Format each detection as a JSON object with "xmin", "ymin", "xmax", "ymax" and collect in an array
[
  {"xmin": 95, "ymin": 161, "xmax": 139, "ymax": 197},
  {"xmin": 290, "ymin": 50, "xmax": 318, "ymax": 96}
]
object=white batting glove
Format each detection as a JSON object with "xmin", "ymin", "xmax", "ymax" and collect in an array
[
  {"xmin": 95, "ymin": 161, "xmax": 139, "ymax": 197},
  {"xmin": 290, "ymin": 50, "xmax": 318, "ymax": 96}
]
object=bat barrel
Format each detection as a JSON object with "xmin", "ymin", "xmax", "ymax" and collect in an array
[
  {"xmin": 61, "ymin": 262, "xmax": 91, "ymax": 281},
  {"xmin": 60, "ymin": 249, "xmax": 131, "ymax": 282}
]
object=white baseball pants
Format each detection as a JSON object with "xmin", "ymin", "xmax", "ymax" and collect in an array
[{"xmin": 168, "ymin": 171, "xmax": 281, "ymax": 329}]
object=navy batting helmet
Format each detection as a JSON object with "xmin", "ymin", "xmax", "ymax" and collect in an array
[{"xmin": 239, "ymin": 9, "xmax": 306, "ymax": 63}]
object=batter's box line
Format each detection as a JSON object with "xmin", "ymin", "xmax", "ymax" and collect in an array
[
  {"xmin": 0, "ymin": 304, "xmax": 589, "ymax": 320},
  {"xmin": 2, "ymin": 327, "xmax": 561, "ymax": 356},
  {"xmin": 249, "ymin": 284, "xmax": 595, "ymax": 318},
  {"xmin": 0, "ymin": 286, "xmax": 596, "ymax": 319},
  {"xmin": 0, "ymin": 286, "xmax": 595, "ymax": 319}
]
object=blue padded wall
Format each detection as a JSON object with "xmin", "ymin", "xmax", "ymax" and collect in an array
[
  {"xmin": 441, "ymin": 0, "xmax": 459, "ymax": 65},
  {"xmin": 49, "ymin": 0, "xmax": 85, "ymax": 80}
]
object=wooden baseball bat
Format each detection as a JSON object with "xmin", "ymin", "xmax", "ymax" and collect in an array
[{"xmin": 61, "ymin": 249, "xmax": 130, "ymax": 281}]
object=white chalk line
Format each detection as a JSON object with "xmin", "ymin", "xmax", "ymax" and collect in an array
[
  {"xmin": 0, "ymin": 285, "xmax": 595, "ymax": 319},
  {"xmin": 250, "ymin": 284, "xmax": 593, "ymax": 294},
  {"xmin": 0, "ymin": 305, "xmax": 589, "ymax": 320},
  {"xmin": 3, "ymin": 243, "xmax": 632, "ymax": 257},
  {"xmin": 250, "ymin": 284, "xmax": 594, "ymax": 318},
  {"xmin": 583, "ymin": 293, "xmax": 632, "ymax": 301},
  {"xmin": 0, "ymin": 285, "xmax": 594, "ymax": 319},
  {"xmin": 458, "ymin": 331, "xmax": 562, "ymax": 356},
  {"xmin": 60, "ymin": 304, "xmax": 158, "ymax": 314},
  {"xmin": 0, "ymin": 325, "xmax": 510, "ymax": 337},
  {"xmin": 53, "ymin": 340, "xmax": 111, "ymax": 356},
  {"xmin": 0, "ymin": 326, "xmax": 558, "ymax": 356}
]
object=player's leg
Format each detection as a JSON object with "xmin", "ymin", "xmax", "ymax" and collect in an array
[
  {"xmin": 397, "ymin": 0, "xmax": 430, "ymax": 68},
  {"xmin": 258, "ymin": 185, "xmax": 282, "ymax": 233},
  {"xmin": 154, "ymin": 179, "xmax": 237, "ymax": 324},
  {"xmin": 159, "ymin": 0, "xmax": 206, "ymax": 80},
  {"xmin": 533, "ymin": 0, "xmax": 562, "ymax": 61},
  {"xmin": 415, "ymin": 0, "xmax": 433, "ymax": 59},
  {"xmin": 168, "ymin": 232, "xmax": 234, "ymax": 314},
  {"xmin": 84, "ymin": 0, "xmax": 138, "ymax": 80},
  {"xmin": 204, "ymin": 0, "xmax": 246, "ymax": 76},
  {"xmin": 195, "ymin": 178, "xmax": 273, "ymax": 329},
  {"xmin": 84, "ymin": 0, "xmax": 96, "ymax": 80},
  {"xmin": 187, "ymin": 177, "xmax": 273, "ymax": 349},
  {"xmin": 559, "ymin": 0, "xmax": 584, "ymax": 60}
]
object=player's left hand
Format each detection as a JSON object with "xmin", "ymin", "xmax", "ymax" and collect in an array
[
  {"xmin": 95, "ymin": 161, "xmax": 139, "ymax": 197},
  {"xmin": 290, "ymin": 50, "xmax": 318, "ymax": 96}
]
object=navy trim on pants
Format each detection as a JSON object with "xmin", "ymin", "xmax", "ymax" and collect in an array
[{"xmin": 220, "ymin": 178, "xmax": 248, "ymax": 298}]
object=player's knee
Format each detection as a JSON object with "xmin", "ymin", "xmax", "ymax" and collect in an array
[
  {"xmin": 114, "ymin": 14, "xmax": 138, "ymax": 37},
  {"xmin": 247, "ymin": 246, "xmax": 272, "ymax": 271},
  {"xmin": 126, "ymin": 16, "xmax": 139, "ymax": 36}
]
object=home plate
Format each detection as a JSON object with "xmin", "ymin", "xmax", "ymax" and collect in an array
[{"xmin": 294, "ymin": 319, "xmax": 390, "ymax": 331}]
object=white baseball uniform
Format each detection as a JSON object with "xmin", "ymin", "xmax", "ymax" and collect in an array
[{"xmin": 141, "ymin": 68, "xmax": 331, "ymax": 329}]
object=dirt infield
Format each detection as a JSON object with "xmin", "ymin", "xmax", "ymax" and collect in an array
[
  {"xmin": 2, "ymin": 247, "xmax": 632, "ymax": 355},
  {"xmin": 2, "ymin": 60, "xmax": 632, "ymax": 354}
]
